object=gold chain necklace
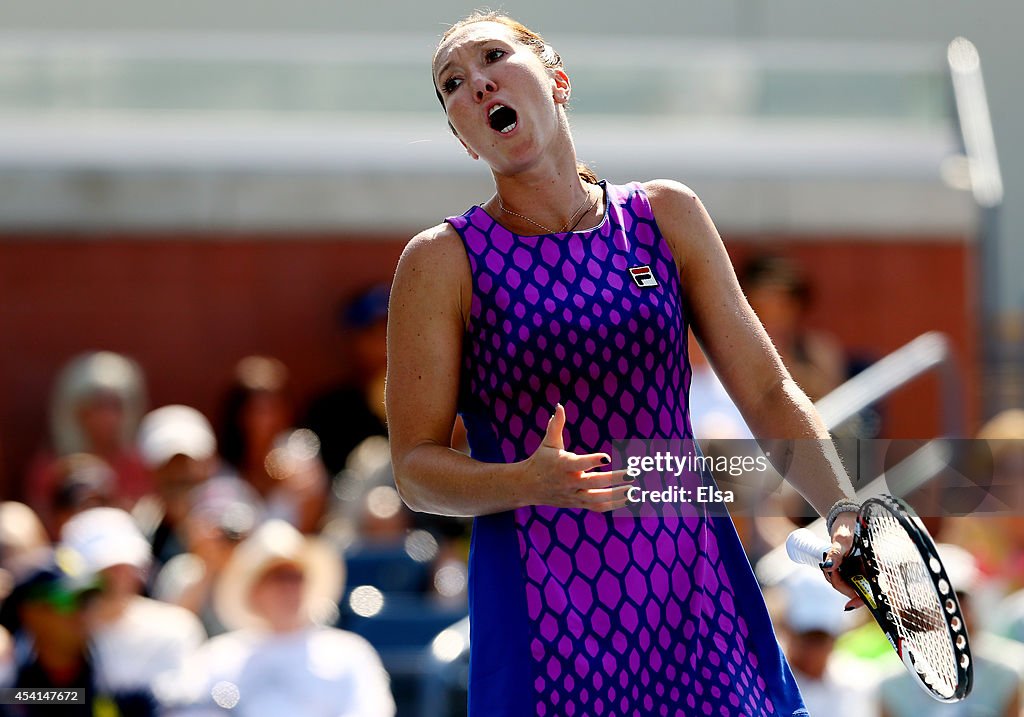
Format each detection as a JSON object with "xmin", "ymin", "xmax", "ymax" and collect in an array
[{"xmin": 496, "ymin": 186, "xmax": 593, "ymax": 234}]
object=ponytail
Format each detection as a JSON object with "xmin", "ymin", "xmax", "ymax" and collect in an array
[{"xmin": 577, "ymin": 162, "xmax": 599, "ymax": 184}]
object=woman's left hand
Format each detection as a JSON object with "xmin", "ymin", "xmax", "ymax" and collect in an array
[{"xmin": 821, "ymin": 511, "xmax": 865, "ymax": 610}]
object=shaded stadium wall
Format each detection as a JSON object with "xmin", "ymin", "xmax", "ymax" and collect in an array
[{"xmin": 0, "ymin": 234, "xmax": 976, "ymax": 498}]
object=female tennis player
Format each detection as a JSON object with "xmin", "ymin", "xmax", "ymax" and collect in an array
[{"xmin": 386, "ymin": 12, "xmax": 860, "ymax": 716}]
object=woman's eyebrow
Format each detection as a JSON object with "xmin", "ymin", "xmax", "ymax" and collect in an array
[{"xmin": 435, "ymin": 39, "xmax": 494, "ymax": 81}]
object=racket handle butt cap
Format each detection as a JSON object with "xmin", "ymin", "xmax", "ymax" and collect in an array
[{"xmin": 786, "ymin": 528, "xmax": 832, "ymax": 569}]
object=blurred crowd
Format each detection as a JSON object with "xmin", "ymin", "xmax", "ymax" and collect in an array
[
  {"xmin": 3, "ymin": 256, "xmax": 1024, "ymax": 716},
  {"xmin": 0, "ymin": 284, "xmax": 470, "ymax": 716},
  {"xmin": 694, "ymin": 255, "xmax": 1024, "ymax": 716},
  {"xmin": 763, "ymin": 536, "xmax": 1024, "ymax": 717}
]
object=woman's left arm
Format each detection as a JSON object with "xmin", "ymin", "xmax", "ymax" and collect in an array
[{"xmin": 645, "ymin": 180, "xmax": 860, "ymax": 592}]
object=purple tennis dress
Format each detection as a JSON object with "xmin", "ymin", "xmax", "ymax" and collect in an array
[{"xmin": 447, "ymin": 181, "xmax": 806, "ymax": 716}]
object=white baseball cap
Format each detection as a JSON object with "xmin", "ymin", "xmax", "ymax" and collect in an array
[
  {"xmin": 59, "ymin": 507, "xmax": 151, "ymax": 574},
  {"xmin": 137, "ymin": 404, "xmax": 216, "ymax": 469}
]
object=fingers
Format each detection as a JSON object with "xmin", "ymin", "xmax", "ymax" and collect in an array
[
  {"xmin": 844, "ymin": 597, "xmax": 865, "ymax": 610},
  {"xmin": 543, "ymin": 403, "xmax": 566, "ymax": 450},
  {"xmin": 833, "ymin": 581, "xmax": 863, "ymax": 605},
  {"xmin": 536, "ymin": 405, "xmax": 637, "ymax": 511},
  {"xmin": 564, "ymin": 451, "xmax": 612, "ymax": 473},
  {"xmin": 579, "ymin": 468, "xmax": 631, "ymax": 489},
  {"xmin": 820, "ymin": 559, "xmax": 866, "ymax": 609},
  {"xmin": 820, "ymin": 547, "xmax": 843, "ymax": 587},
  {"xmin": 824, "ymin": 575, "xmax": 865, "ymax": 610},
  {"xmin": 827, "ymin": 514, "xmax": 856, "ymax": 572},
  {"xmin": 576, "ymin": 484, "xmax": 633, "ymax": 512},
  {"xmin": 823, "ymin": 542, "xmax": 845, "ymax": 568}
]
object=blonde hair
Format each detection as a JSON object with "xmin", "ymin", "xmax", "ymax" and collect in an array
[{"xmin": 433, "ymin": 11, "xmax": 598, "ymax": 184}]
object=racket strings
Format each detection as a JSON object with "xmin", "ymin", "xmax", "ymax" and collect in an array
[{"xmin": 867, "ymin": 510, "xmax": 959, "ymax": 698}]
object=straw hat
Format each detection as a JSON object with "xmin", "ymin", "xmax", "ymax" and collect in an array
[{"xmin": 213, "ymin": 520, "xmax": 343, "ymax": 631}]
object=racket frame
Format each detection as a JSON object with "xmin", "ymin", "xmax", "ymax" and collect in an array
[{"xmin": 837, "ymin": 494, "xmax": 973, "ymax": 702}]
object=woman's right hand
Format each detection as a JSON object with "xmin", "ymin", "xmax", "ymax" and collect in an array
[{"xmin": 522, "ymin": 404, "xmax": 633, "ymax": 512}]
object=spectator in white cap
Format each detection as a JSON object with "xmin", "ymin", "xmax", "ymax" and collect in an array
[
  {"xmin": 60, "ymin": 507, "xmax": 205, "ymax": 704},
  {"xmin": 879, "ymin": 543, "xmax": 1023, "ymax": 717},
  {"xmin": 159, "ymin": 519, "xmax": 394, "ymax": 717},
  {"xmin": 779, "ymin": 566, "xmax": 875, "ymax": 717},
  {"xmin": 132, "ymin": 405, "xmax": 226, "ymax": 567}
]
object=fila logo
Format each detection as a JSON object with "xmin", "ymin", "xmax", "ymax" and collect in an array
[{"xmin": 629, "ymin": 265, "xmax": 659, "ymax": 288}]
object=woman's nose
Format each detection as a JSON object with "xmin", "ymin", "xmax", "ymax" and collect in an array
[{"xmin": 472, "ymin": 75, "xmax": 496, "ymax": 102}]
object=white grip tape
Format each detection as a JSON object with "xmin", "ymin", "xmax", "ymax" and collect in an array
[{"xmin": 786, "ymin": 528, "xmax": 832, "ymax": 569}]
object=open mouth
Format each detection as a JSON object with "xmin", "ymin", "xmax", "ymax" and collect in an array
[{"xmin": 488, "ymin": 104, "xmax": 518, "ymax": 134}]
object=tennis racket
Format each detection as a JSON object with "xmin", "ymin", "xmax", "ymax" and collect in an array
[{"xmin": 786, "ymin": 494, "xmax": 972, "ymax": 702}]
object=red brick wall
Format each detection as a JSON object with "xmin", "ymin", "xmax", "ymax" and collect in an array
[
  {"xmin": 0, "ymin": 232, "xmax": 976, "ymax": 498},
  {"xmin": 0, "ymin": 234, "xmax": 404, "ymax": 499}
]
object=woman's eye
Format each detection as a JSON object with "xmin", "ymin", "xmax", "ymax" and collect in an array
[
  {"xmin": 485, "ymin": 48, "xmax": 506, "ymax": 63},
  {"xmin": 442, "ymin": 77, "xmax": 463, "ymax": 94}
]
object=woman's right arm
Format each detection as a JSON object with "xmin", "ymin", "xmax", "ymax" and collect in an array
[{"xmin": 386, "ymin": 224, "xmax": 629, "ymax": 517}]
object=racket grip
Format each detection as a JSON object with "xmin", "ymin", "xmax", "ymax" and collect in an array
[{"xmin": 786, "ymin": 528, "xmax": 832, "ymax": 569}]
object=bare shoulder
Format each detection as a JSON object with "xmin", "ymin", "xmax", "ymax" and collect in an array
[
  {"xmin": 641, "ymin": 179, "xmax": 717, "ymax": 270},
  {"xmin": 642, "ymin": 178, "xmax": 699, "ymax": 203},
  {"xmin": 393, "ymin": 221, "xmax": 471, "ymax": 324},
  {"xmin": 398, "ymin": 221, "xmax": 469, "ymax": 278},
  {"xmin": 642, "ymin": 179, "xmax": 706, "ymax": 226}
]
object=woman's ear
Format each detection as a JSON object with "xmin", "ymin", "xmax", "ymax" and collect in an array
[{"xmin": 552, "ymin": 69, "xmax": 571, "ymax": 105}]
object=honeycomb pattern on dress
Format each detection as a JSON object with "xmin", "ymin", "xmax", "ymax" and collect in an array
[{"xmin": 452, "ymin": 183, "xmax": 778, "ymax": 716}]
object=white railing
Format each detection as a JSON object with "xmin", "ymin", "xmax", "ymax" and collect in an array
[
  {"xmin": 755, "ymin": 331, "xmax": 965, "ymax": 584},
  {"xmin": 0, "ymin": 32, "xmax": 949, "ymax": 123},
  {"xmin": 816, "ymin": 331, "xmax": 964, "ymax": 437}
]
